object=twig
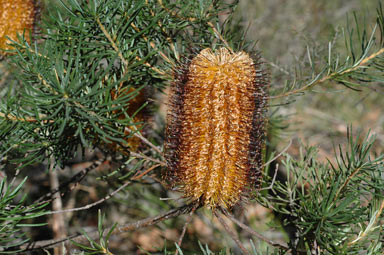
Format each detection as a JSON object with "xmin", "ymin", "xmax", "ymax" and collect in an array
[
  {"xmin": 96, "ymin": 17, "xmax": 128, "ymax": 67},
  {"xmin": 174, "ymin": 204, "xmax": 198, "ymax": 255},
  {"xmin": 262, "ymin": 139, "xmax": 292, "ymax": 168},
  {"xmin": 261, "ymin": 58, "xmax": 292, "ymax": 76},
  {"xmin": 271, "ymin": 47, "xmax": 384, "ymax": 99},
  {"xmin": 19, "ymin": 202, "xmax": 199, "ymax": 252},
  {"xmin": 130, "ymin": 151, "xmax": 166, "ymax": 166},
  {"xmin": 259, "ymin": 163, "xmax": 279, "ymax": 192},
  {"xmin": 214, "ymin": 210, "xmax": 250, "ymax": 255},
  {"xmin": 131, "ymin": 163, "xmax": 161, "ymax": 180},
  {"xmin": 220, "ymin": 208, "xmax": 289, "ymax": 250},
  {"xmin": 130, "ymin": 23, "xmax": 174, "ymax": 66},
  {"xmin": 132, "ymin": 131, "xmax": 163, "ymax": 156},
  {"xmin": 332, "ymin": 165, "xmax": 363, "ymax": 203},
  {"xmin": 45, "ymin": 163, "xmax": 161, "ymax": 216},
  {"xmin": 98, "ymin": 13, "xmax": 166, "ymax": 76},
  {"xmin": 0, "ymin": 111, "xmax": 47, "ymax": 122},
  {"xmin": 348, "ymin": 199, "xmax": 384, "ymax": 245},
  {"xmin": 34, "ymin": 158, "xmax": 105, "ymax": 205},
  {"xmin": 207, "ymin": 21, "xmax": 233, "ymax": 53},
  {"xmin": 47, "ymin": 181, "xmax": 131, "ymax": 215}
]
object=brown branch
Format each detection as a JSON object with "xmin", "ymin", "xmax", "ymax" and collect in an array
[
  {"xmin": 131, "ymin": 163, "xmax": 161, "ymax": 180},
  {"xmin": 220, "ymin": 208, "xmax": 289, "ymax": 250},
  {"xmin": 214, "ymin": 210, "xmax": 250, "ymax": 255},
  {"xmin": 34, "ymin": 158, "xmax": 105, "ymax": 205},
  {"xmin": 130, "ymin": 22, "xmax": 174, "ymax": 66},
  {"xmin": 132, "ymin": 131, "xmax": 164, "ymax": 156},
  {"xmin": 19, "ymin": 202, "xmax": 199, "ymax": 253},
  {"xmin": 332, "ymin": 165, "xmax": 363, "ymax": 203},
  {"xmin": 207, "ymin": 21, "xmax": 233, "ymax": 54},
  {"xmin": 46, "ymin": 162, "xmax": 162, "ymax": 215},
  {"xmin": 68, "ymin": 22, "xmax": 164, "ymax": 157},
  {"xmin": 174, "ymin": 203, "xmax": 199, "ymax": 255},
  {"xmin": 47, "ymin": 181, "xmax": 131, "ymax": 215},
  {"xmin": 130, "ymin": 151, "xmax": 166, "ymax": 166},
  {"xmin": 97, "ymin": 14, "xmax": 166, "ymax": 76},
  {"xmin": 156, "ymin": 0, "xmax": 232, "ymax": 54}
]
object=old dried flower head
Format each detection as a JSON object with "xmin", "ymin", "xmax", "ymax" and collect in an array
[
  {"xmin": 165, "ymin": 48, "xmax": 268, "ymax": 209},
  {"xmin": 0, "ymin": 0, "xmax": 36, "ymax": 55},
  {"xmin": 109, "ymin": 86, "xmax": 149, "ymax": 153}
]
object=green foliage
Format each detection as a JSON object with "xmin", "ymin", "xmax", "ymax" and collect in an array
[
  {"xmin": 71, "ymin": 210, "xmax": 116, "ymax": 254},
  {"xmin": 258, "ymin": 130, "xmax": 384, "ymax": 254},
  {"xmin": 0, "ymin": 0, "xmax": 238, "ymax": 167},
  {"xmin": 0, "ymin": 0, "xmax": 383, "ymax": 254},
  {"xmin": 0, "ymin": 177, "xmax": 47, "ymax": 252},
  {"xmin": 270, "ymin": 3, "xmax": 384, "ymax": 99}
]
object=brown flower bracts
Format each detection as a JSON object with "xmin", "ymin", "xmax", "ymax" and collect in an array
[
  {"xmin": 108, "ymin": 86, "xmax": 150, "ymax": 154},
  {"xmin": 0, "ymin": 0, "xmax": 36, "ymax": 55},
  {"xmin": 165, "ymin": 48, "xmax": 268, "ymax": 208}
]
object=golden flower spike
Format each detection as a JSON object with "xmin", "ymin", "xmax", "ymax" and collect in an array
[
  {"xmin": 0, "ymin": 0, "xmax": 36, "ymax": 55},
  {"xmin": 165, "ymin": 48, "xmax": 269, "ymax": 209}
]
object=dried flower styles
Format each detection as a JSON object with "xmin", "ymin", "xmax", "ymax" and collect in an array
[
  {"xmin": 165, "ymin": 48, "xmax": 268, "ymax": 208},
  {"xmin": 108, "ymin": 86, "xmax": 150, "ymax": 153},
  {"xmin": 0, "ymin": 0, "xmax": 36, "ymax": 55}
]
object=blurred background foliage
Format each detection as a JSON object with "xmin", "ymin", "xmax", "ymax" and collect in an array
[{"xmin": 0, "ymin": 0, "xmax": 383, "ymax": 254}]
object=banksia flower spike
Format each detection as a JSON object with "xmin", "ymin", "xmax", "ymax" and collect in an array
[
  {"xmin": 165, "ymin": 48, "xmax": 269, "ymax": 209},
  {"xmin": 0, "ymin": 0, "xmax": 37, "ymax": 55}
]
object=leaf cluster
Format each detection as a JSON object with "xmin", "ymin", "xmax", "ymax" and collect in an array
[
  {"xmin": 258, "ymin": 130, "xmax": 384, "ymax": 254},
  {"xmin": 0, "ymin": 177, "xmax": 47, "ymax": 252},
  {"xmin": 271, "ymin": 3, "xmax": 384, "ymax": 99}
]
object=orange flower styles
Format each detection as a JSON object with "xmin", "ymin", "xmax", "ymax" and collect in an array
[
  {"xmin": 165, "ymin": 48, "xmax": 268, "ymax": 208},
  {"xmin": 0, "ymin": 0, "xmax": 36, "ymax": 55}
]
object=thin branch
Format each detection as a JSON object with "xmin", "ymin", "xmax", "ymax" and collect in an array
[
  {"xmin": 156, "ymin": 0, "xmax": 233, "ymax": 53},
  {"xmin": 157, "ymin": 0, "xmax": 197, "ymax": 22},
  {"xmin": 214, "ymin": 210, "xmax": 250, "ymax": 255},
  {"xmin": 175, "ymin": 204, "xmax": 198, "ymax": 255},
  {"xmin": 96, "ymin": 17, "xmax": 128, "ymax": 67},
  {"xmin": 332, "ymin": 165, "xmax": 363, "ymax": 203},
  {"xmin": 34, "ymin": 158, "xmax": 105, "ymax": 205},
  {"xmin": 131, "ymin": 163, "xmax": 161, "ymax": 180},
  {"xmin": 132, "ymin": 131, "xmax": 163, "ymax": 156},
  {"xmin": 259, "ymin": 163, "xmax": 279, "ymax": 192},
  {"xmin": 262, "ymin": 139, "xmax": 292, "ymax": 168},
  {"xmin": 20, "ymin": 202, "xmax": 199, "ymax": 252},
  {"xmin": 348, "ymin": 199, "xmax": 384, "ymax": 245},
  {"xmin": 375, "ymin": 199, "xmax": 384, "ymax": 225},
  {"xmin": 207, "ymin": 21, "xmax": 233, "ymax": 54},
  {"xmin": 220, "ymin": 207, "xmax": 289, "ymax": 250},
  {"xmin": 271, "ymin": 47, "xmax": 384, "ymax": 99},
  {"xmin": 130, "ymin": 23, "xmax": 174, "ymax": 66},
  {"xmin": 130, "ymin": 151, "xmax": 166, "ymax": 166},
  {"xmin": 47, "ymin": 181, "xmax": 131, "ymax": 215}
]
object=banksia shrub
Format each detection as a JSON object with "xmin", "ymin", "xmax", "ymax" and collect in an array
[
  {"xmin": 165, "ymin": 48, "xmax": 269, "ymax": 208},
  {"xmin": 0, "ymin": 0, "xmax": 36, "ymax": 55}
]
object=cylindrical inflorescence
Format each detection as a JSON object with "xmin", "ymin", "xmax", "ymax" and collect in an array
[
  {"xmin": 0, "ymin": 0, "xmax": 36, "ymax": 55},
  {"xmin": 165, "ymin": 48, "xmax": 269, "ymax": 208}
]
